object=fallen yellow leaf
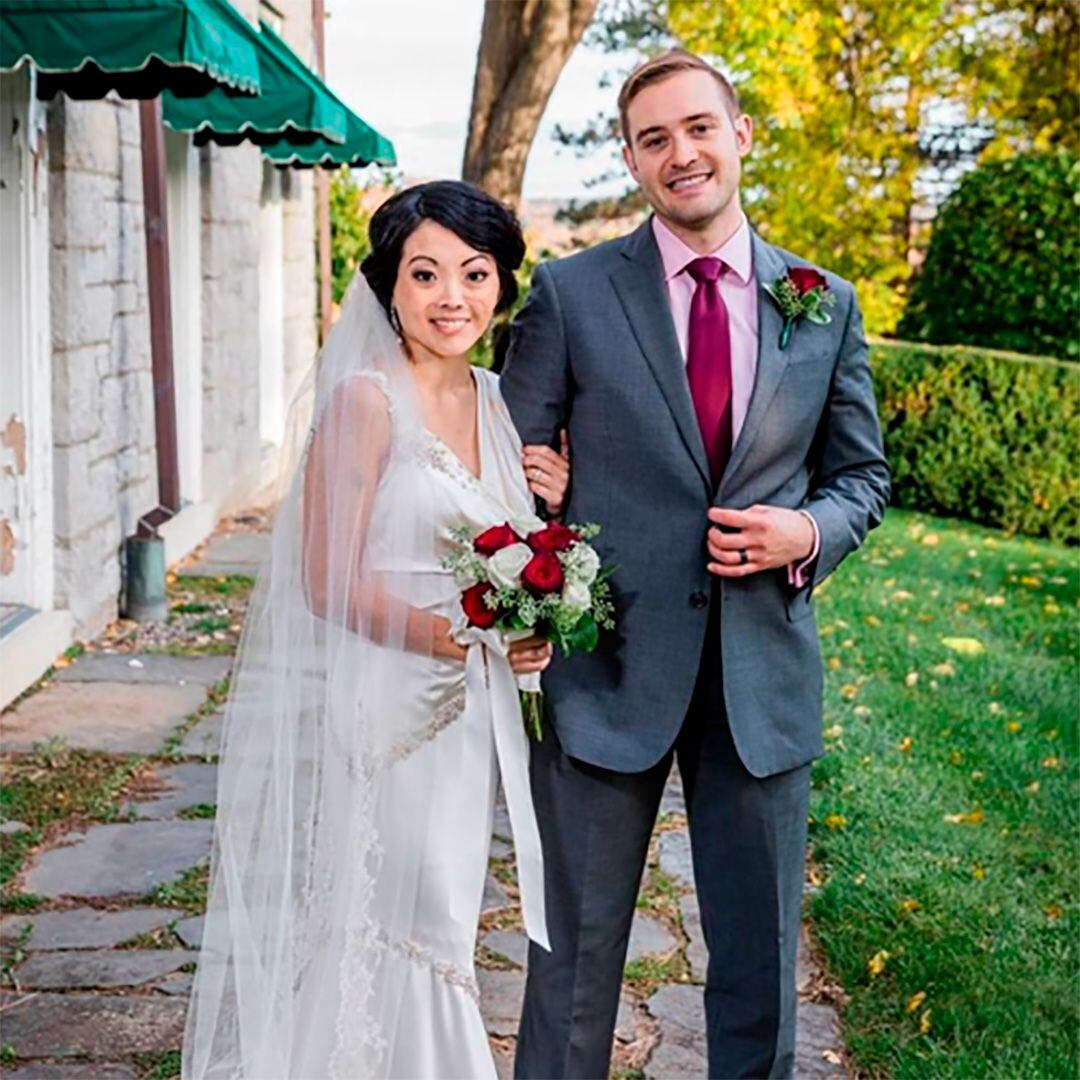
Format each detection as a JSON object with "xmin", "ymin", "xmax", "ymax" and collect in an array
[
  {"xmin": 1006, "ymin": 720, "xmax": 1021, "ymax": 733},
  {"xmin": 853, "ymin": 705, "xmax": 872, "ymax": 718},
  {"xmin": 867, "ymin": 950, "xmax": 890, "ymax": 977},
  {"xmin": 854, "ymin": 872, "xmax": 867, "ymax": 885},
  {"xmin": 892, "ymin": 590, "xmax": 915, "ymax": 601},
  {"xmin": 1042, "ymin": 756, "xmax": 1062, "ymax": 770},
  {"xmin": 920, "ymin": 1008, "xmax": 933, "ymax": 1034},
  {"xmin": 941, "ymin": 636, "xmax": 986, "ymax": 656},
  {"xmin": 865, "ymin": 614, "xmax": 881, "ymax": 627},
  {"xmin": 972, "ymin": 864, "xmax": 987, "ymax": 880},
  {"xmin": 988, "ymin": 701, "xmax": 1003, "ymax": 715},
  {"xmin": 943, "ymin": 808, "xmax": 984, "ymax": 825},
  {"xmin": 971, "ymin": 770, "xmax": 985, "ymax": 781},
  {"xmin": 824, "ymin": 813, "xmax": 848, "ymax": 831},
  {"xmin": 822, "ymin": 1049, "xmax": 843, "ymax": 1066},
  {"xmin": 827, "ymin": 657, "xmax": 842, "ymax": 670},
  {"xmin": 930, "ymin": 662, "xmax": 956, "ymax": 677},
  {"xmin": 922, "ymin": 534, "xmax": 940, "ymax": 547},
  {"xmin": 825, "ymin": 724, "xmax": 844, "ymax": 739},
  {"xmin": 900, "ymin": 898, "xmax": 921, "ymax": 913},
  {"xmin": 1046, "ymin": 905, "xmax": 1063, "ymax": 920},
  {"xmin": 984, "ymin": 594, "xmax": 1006, "ymax": 606},
  {"xmin": 905, "ymin": 671, "xmax": 920, "ymax": 688},
  {"xmin": 1026, "ymin": 780, "xmax": 1040, "ymax": 794},
  {"xmin": 1020, "ymin": 576, "xmax": 1041, "ymax": 588},
  {"xmin": 950, "ymin": 750, "xmax": 964, "ymax": 765},
  {"xmin": 1044, "ymin": 601, "xmax": 1061, "ymax": 615},
  {"xmin": 840, "ymin": 684, "xmax": 859, "ymax": 700},
  {"xmin": 906, "ymin": 990, "xmax": 928, "ymax": 1013},
  {"xmin": 899, "ymin": 735, "xmax": 914, "ymax": 753}
]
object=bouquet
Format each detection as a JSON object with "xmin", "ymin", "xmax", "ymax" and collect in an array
[{"xmin": 442, "ymin": 516, "xmax": 615, "ymax": 738}]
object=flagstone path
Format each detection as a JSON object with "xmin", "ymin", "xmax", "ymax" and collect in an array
[{"xmin": 0, "ymin": 524, "xmax": 847, "ymax": 1079}]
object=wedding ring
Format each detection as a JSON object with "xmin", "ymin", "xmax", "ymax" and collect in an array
[{"xmin": 739, "ymin": 548, "xmax": 749, "ymax": 565}]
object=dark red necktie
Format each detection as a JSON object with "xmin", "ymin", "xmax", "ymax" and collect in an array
[{"xmin": 685, "ymin": 256, "xmax": 733, "ymax": 485}]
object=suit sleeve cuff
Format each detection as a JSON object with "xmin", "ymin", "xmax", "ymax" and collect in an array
[{"xmin": 787, "ymin": 510, "xmax": 820, "ymax": 588}]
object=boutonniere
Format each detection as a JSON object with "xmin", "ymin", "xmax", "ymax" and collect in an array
[{"xmin": 762, "ymin": 267, "xmax": 837, "ymax": 350}]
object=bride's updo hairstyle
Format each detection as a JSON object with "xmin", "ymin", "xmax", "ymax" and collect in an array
[{"xmin": 361, "ymin": 180, "xmax": 526, "ymax": 318}]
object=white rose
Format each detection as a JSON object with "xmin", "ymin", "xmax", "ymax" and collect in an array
[
  {"xmin": 487, "ymin": 542, "xmax": 533, "ymax": 590},
  {"xmin": 561, "ymin": 578, "xmax": 591, "ymax": 612},
  {"xmin": 510, "ymin": 512, "xmax": 545, "ymax": 539},
  {"xmin": 568, "ymin": 544, "xmax": 600, "ymax": 586}
]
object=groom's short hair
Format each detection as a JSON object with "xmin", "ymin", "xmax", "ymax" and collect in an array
[{"xmin": 618, "ymin": 49, "xmax": 741, "ymax": 146}]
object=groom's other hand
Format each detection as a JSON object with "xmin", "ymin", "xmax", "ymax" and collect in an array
[{"xmin": 705, "ymin": 505, "xmax": 815, "ymax": 576}]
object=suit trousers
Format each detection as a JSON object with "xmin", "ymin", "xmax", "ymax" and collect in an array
[{"xmin": 514, "ymin": 592, "xmax": 811, "ymax": 1080}]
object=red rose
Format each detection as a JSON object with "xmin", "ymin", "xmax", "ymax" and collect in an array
[
  {"xmin": 788, "ymin": 267, "xmax": 828, "ymax": 296},
  {"xmin": 474, "ymin": 523, "xmax": 521, "ymax": 556},
  {"xmin": 461, "ymin": 582, "xmax": 498, "ymax": 629},
  {"xmin": 527, "ymin": 522, "xmax": 581, "ymax": 554},
  {"xmin": 521, "ymin": 552, "xmax": 564, "ymax": 595}
]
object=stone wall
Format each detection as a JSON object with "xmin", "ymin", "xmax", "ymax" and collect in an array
[
  {"xmin": 48, "ymin": 95, "xmax": 157, "ymax": 635},
  {"xmin": 197, "ymin": 139, "xmax": 264, "ymax": 512},
  {"xmin": 45, "ymin": 2, "xmax": 318, "ymax": 640}
]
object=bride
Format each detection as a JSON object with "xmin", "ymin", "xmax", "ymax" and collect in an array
[{"xmin": 182, "ymin": 181, "xmax": 570, "ymax": 1079}]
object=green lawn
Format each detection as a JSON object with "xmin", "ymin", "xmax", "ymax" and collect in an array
[{"xmin": 809, "ymin": 508, "xmax": 1078, "ymax": 1079}]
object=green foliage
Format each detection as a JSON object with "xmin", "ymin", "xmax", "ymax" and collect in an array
[
  {"xmin": 329, "ymin": 170, "xmax": 372, "ymax": 304},
  {"xmin": 571, "ymin": 0, "xmax": 1078, "ymax": 334},
  {"xmin": 899, "ymin": 151, "xmax": 1080, "ymax": 359},
  {"xmin": 809, "ymin": 508, "xmax": 1078, "ymax": 1079},
  {"xmin": 870, "ymin": 342, "xmax": 1079, "ymax": 543}
]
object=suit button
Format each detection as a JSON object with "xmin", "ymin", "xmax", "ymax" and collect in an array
[{"xmin": 689, "ymin": 591, "xmax": 709, "ymax": 609}]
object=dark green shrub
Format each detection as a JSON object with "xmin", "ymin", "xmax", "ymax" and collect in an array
[
  {"xmin": 870, "ymin": 341, "xmax": 1079, "ymax": 542},
  {"xmin": 899, "ymin": 151, "xmax": 1079, "ymax": 360}
]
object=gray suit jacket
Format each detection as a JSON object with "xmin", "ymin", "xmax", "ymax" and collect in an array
[{"xmin": 501, "ymin": 218, "xmax": 890, "ymax": 777}]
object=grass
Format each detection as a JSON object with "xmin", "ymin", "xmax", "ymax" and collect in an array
[
  {"xmin": 134, "ymin": 1049, "xmax": 181, "ymax": 1079},
  {"xmin": 0, "ymin": 741, "xmax": 144, "ymax": 896},
  {"xmin": 147, "ymin": 862, "xmax": 209, "ymax": 914},
  {"xmin": 807, "ymin": 508, "xmax": 1078, "ymax": 1079}
]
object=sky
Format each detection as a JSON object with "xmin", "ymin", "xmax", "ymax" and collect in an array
[{"xmin": 323, "ymin": 1, "xmax": 635, "ymax": 201}]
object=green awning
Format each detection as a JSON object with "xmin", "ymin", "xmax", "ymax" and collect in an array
[
  {"xmin": 0, "ymin": 0, "xmax": 262, "ymax": 100},
  {"xmin": 263, "ymin": 90, "xmax": 395, "ymax": 169},
  {"xmin": 161, "ymin": 18, "xmax": 345, "ymax": 147}
]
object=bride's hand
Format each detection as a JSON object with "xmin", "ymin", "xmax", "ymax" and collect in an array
[
  {"xmin": 507, "ymin": 635, "xmax": 554, "ymax": 674},
  {"xmin": 522, "ymin": 429, "xmax": 570, "ymax": 517}
]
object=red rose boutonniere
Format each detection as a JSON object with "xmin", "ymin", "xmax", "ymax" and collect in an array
[{"xmin": 763, "ymin": 266, "xmax": 837, "ymax": 350}]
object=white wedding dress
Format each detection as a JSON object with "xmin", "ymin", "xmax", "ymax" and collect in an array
[
  {"xmin": 293, "ymin": 367, "xmax": 548, "ymax": 1079},
  {"xmin": 182, "ymin": 281, "xmax": 548, "ymax": 1080}
]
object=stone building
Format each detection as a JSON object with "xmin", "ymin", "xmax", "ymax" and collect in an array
[{"xmin": 0, "ymin": 0, "xmax": 329, "ymax": 706}]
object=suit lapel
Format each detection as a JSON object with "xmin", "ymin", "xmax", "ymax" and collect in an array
[
  {"xmin": 718, "ymin": 233, "xmax": 790, "ymax": 498},
  {"xmin": 610, "ymin": 220, "xmax": 711, "ymax": 490}
]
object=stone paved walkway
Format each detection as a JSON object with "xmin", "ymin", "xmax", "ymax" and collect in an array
[{"xmin": 0, "ymin": 526, "xmax": 848, "ymax": 1079}]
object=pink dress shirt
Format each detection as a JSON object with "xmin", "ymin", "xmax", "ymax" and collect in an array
[{"xmin": 652, "ymin": 216, "xmax": 819, "ymax": 586}]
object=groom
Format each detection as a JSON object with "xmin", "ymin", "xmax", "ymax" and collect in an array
[{"xmin": 501, "ymin": 49, "xmax": 889, "ymax": 1079}]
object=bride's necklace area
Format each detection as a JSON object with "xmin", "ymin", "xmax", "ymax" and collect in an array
[{"xmin": 411, "ymin": 362, "xmax": 482, "ymax": 481}]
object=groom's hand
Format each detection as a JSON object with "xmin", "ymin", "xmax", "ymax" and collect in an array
[{"xmin": 706, "ymin": 506, "xmax": 816, "ymax": 577}]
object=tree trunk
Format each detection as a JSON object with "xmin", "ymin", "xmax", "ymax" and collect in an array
[{"xmin": 463, "ymin": 0, "xmax": 598, "ymax": 208}]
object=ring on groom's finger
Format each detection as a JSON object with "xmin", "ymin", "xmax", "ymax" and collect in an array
[{"xmin": 739, "ymin": 548, "xmax": 749, "ymax": 565}]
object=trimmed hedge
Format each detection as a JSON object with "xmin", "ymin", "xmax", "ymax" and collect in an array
[
  {"xmin": 869, "ymin": 341, "xmax": 1079, "ymax": 543},
  {"xmin": 898, "ymin": 151, "xmax": 1079, "ymax": 360}
]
